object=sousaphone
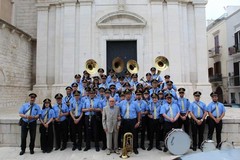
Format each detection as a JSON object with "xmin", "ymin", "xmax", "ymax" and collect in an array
[
  {"xmin": 85, "ymin": 59, "xmax": 98, "ymax": 75},
  {"xmin": 112, "ymin": 57, "xmax": 125, "ymax": 73},
  {"xmin": 126, "ymin": 60, "xmax": 139, "ymax": 74},
  {"xmin": 155, "ymin": 56, "xmax": 169, "ymax": 74}
]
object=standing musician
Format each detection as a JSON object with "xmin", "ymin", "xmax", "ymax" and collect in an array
[
  {"xmin": 163, "ymin": 81, "xmax": 178, "ymax": 103},
  {"xmin": 97, "ymin": 68, "xmax": 105, "ymax": 80},
  {"xmin": 160, "ymin": 75, "xmax": 177, "ymax": 91},
  {"xmin": 124, "ymin": 70, "xmax": 132, "ymax": 83},
  {"xmin": 177, "ymin": 88, "xmax": 190, "ymax": 134},
  {"xmin": 207, "ymin": 92, "xmax": 226, "ymax": 148},
  {"xmin": 53, "ymin": 93, "xmax": 69, "ymax": 151},
  {"xmin": 189, "ymin": 91, "xmax": 207, "ymax": 151},
  {"xmin": 134, "ymin": 90, "xmax": 148, "ymax": 150},
  {"xmin": 161, "ymin": 93, "xmax": 180, "ymax": 152},
  {"xmin": 147, "ymin": 93, "xmax": 162, "ymax": 151},
  {"xmin": 149, "ymin": 79, "xmax": 160, "ymax": 95},
  {"xmin": 130, "ymin": 73, "xmax": 139, "ymax": 92},
  {"xmin": 143, "ymin": 73, "xmax": 152, "ymax": 90},
  {"xmin": 106, "ymin": 69, "xmax": 115, "ymax": 84},
  {"xmin": 150, "ymin": 67, "xmax": 163, "ymax": 85},
  {"xmin": 73, "ymin": 74, "xmax": 82, "ymax": 89},
  {"xmin": 117, "ymin": 76, "xmax": 126, "ymax": 93},
  {"xmin": 82, "ymin": 88, "xmax": 102, "ymax": 152},
  {"xmin": 102, "ymin": 98, "xmax": 121, "ymax": 155},
  {"xmin": 118, "ymin": 89, "xmax": 141, "ymax": 154},
  {"xmin": 98, "ymin": 74, "xmax": 108, "ymax": 89},
  {"xmin": 109, "ymin": 84, "xmax": 120, "ymax": 103},
  {"xmin": 19, "ymin": 93, "xmax": 41, "ymax": 155},
  {"xmin": 39, "ymin": 98, "xmax": 55, "ymax": 153}
]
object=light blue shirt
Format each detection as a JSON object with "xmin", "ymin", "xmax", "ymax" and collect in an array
[
  {"xmin": 69, "ymin": 98, "xmax": 83, "ymax": 117},
  {"xmin": 118, "ymin": 100, "xmax": 140, "ymax": 119},
  {"xmin": 82, "ymin": 97, "xmax": 102, "ymax": 115},
  {"xmin": 53, "ymin": 103, "xmax": 69, "ymax": 121},
  {"xmin": 152, "ymin": 74, "xmax": 163, "ymax": 82},
  {"xmin": 19, "ymin": 102, "xmax": 41, "ymax": 123},
  {"xmin": 160, "ymin": 102, "xmax": 180, "ymax": 122},
  {"xmin": 164, "ymin": 89, "xmax": 178, "ymax": 103},
  {"xmin": 177, "ymin": 97, "xmax": 191, "ymax": 114},
  {"xmin": 40, "ymin": 108, "xmax": 55, "ymax": 122},
  {"xmin": 149, "ymin": 87, "xmax": 160, "ymax": 96},
  {"xmin": 62, "ymin": 95, "xmax": 73, "ymax": 107},
  {"xmin": 207, "ymin": 101, "xmax": 226, "ymax": 117},
  {"xmin": 189, "ymin": 101, "xmax": 207, "ymax": 118},
  {"xmin": 134, "ymin": 99, "xmax": 148, "ymax": 117},
  {"xmin": 98, "ymin": 83, "xmax": 109, "ymax": 89},
  {"xmin": 147, "ymin": 102, "xmax": 161, "ymax": 119}
]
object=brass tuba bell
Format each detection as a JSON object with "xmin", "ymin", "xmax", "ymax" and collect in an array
[
  {"xmin": 126, "ymin": 60, "xmax": 139, "ymax": 74},
  {"xmin": 155, "ymin": 56, "xmax": 169, "ymax": 74},
  {"xmin": 85, "ymin": 59, "xmax": 98, "ymax": 75},
  {"xmin": 120, "ymin": 132, "xmax": 133, "ymax": 159},
  {"xmin": 112, "ymin": 57, "xmax": 125, "ymax": 73}
]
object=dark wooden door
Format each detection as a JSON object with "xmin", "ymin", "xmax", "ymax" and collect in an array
[{"xmin": 107, "ymin": 41, "xmax": 137, "ymax": 75}]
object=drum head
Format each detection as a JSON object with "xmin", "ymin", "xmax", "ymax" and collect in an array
[
  {"xmin": 165, "ymin": 129, "xmax": 191, "ymax": 155},
  {"xmin": 201, "ymin": 140, "xmax": 216, "ymax": 152}
]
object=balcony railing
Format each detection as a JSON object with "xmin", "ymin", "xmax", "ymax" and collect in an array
[
  {"xmin": 209, "ymin": 74, "xmax": 222, "ymax": 83},
  {"xmin": 228, "ymin": 45, "xmax": 240, "ymax": 56},
  {"xmin": 208, "ymin": 46, "xmax": 221, "ymax": 58},
  {"xmin": 229, "ymin": 75, "xmax": 240, "ymax": 86}
]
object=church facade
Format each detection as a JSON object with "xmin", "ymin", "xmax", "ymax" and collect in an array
[{"xmin": 33, "ymin": 0, "xmax": 211, "ymax": 102}]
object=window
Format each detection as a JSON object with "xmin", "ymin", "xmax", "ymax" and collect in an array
[
  {"xmin": 208, "ymin": 67, "xmax": 213, "ymax": 77},
  {"xmin": 214, "ymin": 35, "xmax": 219, "ymax": 54},
  {"xmin": 234, "ymin": 30, "xmax": 240, "ymax": 51},
  {"xmin": 233, "ymin": 62, "xmax": 240, "ymax": 86},
  {"xmin": 214, "ymin": 61, "xmax": 221, "ymax": 75},
  {"xmin": 231, "ymin": 93, "xmax": 236, "ymax": 103}
]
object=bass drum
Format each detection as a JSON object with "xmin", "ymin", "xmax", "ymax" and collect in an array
[
  {"xmin": 219, "ymin": 141, "xmax": 234, "ymax": 150},
  {"xmin": 164, "ymin": 129, "xmax": 191, "ymax": 155},
  {"xmin": 200, "ymin": 140, "xmax": 216, "ymax": 152}
]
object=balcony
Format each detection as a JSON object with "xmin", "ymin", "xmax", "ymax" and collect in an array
[
  {"xmin": 208, "ymin": 46, "xmax": 221, "ymax": 58},
  {"xmin": 228, "ymin": 45, "xmax": 240, "ymax": 57},
  {"xmin": 229, "ymin": 75, "xmax": 240, "ymax": 86},
  {"xmin": 209, "ymin": 74, "xmax": 222, "ymax": 83}
]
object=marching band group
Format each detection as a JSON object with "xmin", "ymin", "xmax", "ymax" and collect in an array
[{"xmin": 18, "ymin": 66, "xmax": 226, "ymax": 156}]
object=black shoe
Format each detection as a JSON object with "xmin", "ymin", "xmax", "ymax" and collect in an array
[
  {"xmin": 84, "ymin": 147, "xmax": 90, "ymax": 151},
  {"xmin": 163, "ymin": 147, "xmax": 168, "ymax": 152},
  {"xmin": 47, "ymin": 150, "xmax": 52, "ymax": 153},
  {"xmin": 19, "ymin": 150, "xmax": 25, "ymax": 155},
  {"xmin": 30, "ymin": 150, "xmax": 34, "ymax": 154},
  {"xmin": 133, "ymin": 149, "xmax": 139, "ymax": 154},
  {"xmin": 198, "ymin": 146, "xmax": 201, "ymax": 149},
  {"xmin": 60, "ymin": 146, "xmax": 66, "ymax": 151},
  {"xmin": 42, "ymin": 150, "xmax": 46, "ymax": 153},
  {"xmin": 78, "ymin": 146, "xmax": 82, "ymax": 151},
  {"xmin": 156, "ymin": 146, "xmax": 162, "ymax": 151},
  {"xmin": 96, "ymin": 147, "xmax": 100, "ymax": 152},
  {"xmin": 102, "ymin": 146, "xmax": 107, "ymax": 150},
  {"xmin": 141, "ymin": 145, "xmax": 146, "ymax": 150},
  {"xmin": 147, "ymin": 146, "xmax": 153, "ymax": 151},
  {"xmin": 192, "ymin": 147, "xmax": 197, "ymax": 151},
  {"xmin": 55, "ymin": 147, "xmax": 60, "ymax": 151},
  {"xmin": 72, "ymin": 146, "xmax": 77, "ymax": 151}
]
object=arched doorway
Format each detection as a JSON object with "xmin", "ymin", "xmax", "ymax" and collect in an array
[{"xmin": 216, "ymin": 86, "xmax": 223, "ymax": 103}]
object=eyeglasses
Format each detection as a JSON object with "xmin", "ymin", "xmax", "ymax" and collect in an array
[{"xmin": 109, "ymin": 101, "xmax": 115, "ymax": 102}]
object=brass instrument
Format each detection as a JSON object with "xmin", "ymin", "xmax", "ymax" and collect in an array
[
  {"xmin": 85, "ymin": 59, "xmax": 98, "ymax": 75},
  {"xmin": 120, "ymin": 132, "xmax": 133, "ymax": 159},
  {"xmin": 112, "ymin": 57, "xmax": 125, "ymax": 73},
  {"xmin": 126, "ymin": 60, "xmax": 139, "ymax": 74},
  {"xmin": 155, "ymin": 56, "xmax": 169, "ymax": 75},
  {"xmin": 140, "ymin": 77, "xmax": 147, "ymax": 83}
]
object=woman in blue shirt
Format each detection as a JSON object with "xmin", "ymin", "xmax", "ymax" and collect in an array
[{"xmin": 39, "ymin": 98, "xmax": 55, "ymax": 153}]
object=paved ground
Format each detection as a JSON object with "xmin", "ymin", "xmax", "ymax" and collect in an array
[{"xmin": 0, "ymin": 147, "xmax": 203, "ymax": 160}]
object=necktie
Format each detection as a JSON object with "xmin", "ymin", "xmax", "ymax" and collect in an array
[
  {"xmin": 25, "ymin": 105, "xmax": 32, "ymax": 116},
  {"xmin": 216, "ymin": 103, "xmax": 219, "ymax": 117},
  {"xmin": 75, "ymin": 102, "xmax": 78, "ymax": 117},
  {"xmin": 197, "ymin": 102, "xmax": 200, "ymax": 117},
  {"xmin": 126, "ymin": 102, "xmax": 130, "ymax": 119},
  {"xmin": 58, "ymin": 104, "xmax": 62, "ymax": 115},
  {"xmin": 90, "ymin": 99, "xmax": 93, "ymax": 116},
  {"xmin": 169, "ymin": 105, "xmax": 173, "ymax": 118},
  {"xmin": 181, "ymin": 99, "xmax": 185, "ymax": 111},
  {"xmin": 106, "ymin": 100, "xmax": 109, "ymax": 107},
  {"xmin": 138, "ymin": 101, "xmax": 141, "ymax": 109},
  {"xmin": 44, "ymin": 109, "xmax": 48, "ymax": 123},
  {"xmin": 154, "ymin": 104, "xmax": 157, "ymax": 119}
]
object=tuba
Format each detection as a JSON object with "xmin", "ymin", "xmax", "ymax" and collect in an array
[
  {"xmin": 120, "ymin": 132, "xmax": 133, "ymax": 159},
  {"xmin": 155, "ymin": 56, "xmax": 169, "ymax": 75},
  {"xmin": 112, "ymin": 57, "xmax": 125, "ymax": 73},
  {"xmin": 126, "ymin": 60, "xmax": 139, "ymax": 74},
  {"xmin": 85, "ymin": 59, "xmax": 98, "ymax": 75}
]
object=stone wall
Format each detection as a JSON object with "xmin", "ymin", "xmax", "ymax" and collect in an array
[
  {"xmin": 13, "ymin": 0, "xmax": 38, "ymax": 38},
  {"xmin": 0, "ymin": 19, "xmax": 34, "ymax": 109}
]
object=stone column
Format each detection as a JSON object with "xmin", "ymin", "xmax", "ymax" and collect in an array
[{"xmin": 36, "ymin": 5, "xmax": 49, "ymax": 85}]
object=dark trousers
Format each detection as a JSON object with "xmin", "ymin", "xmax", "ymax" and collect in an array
[
  {"xmin": 178, "ymin": 114, "xmax": 190, "ymax": 134},
  {"xmin": 40, "ymin": 123, "xmax": 54, "ymax": 152},
  {"xmin": 163, "ymin": 121, "xmax": 178, "ymax": 148},
  {"xmin": 85, "ymin": 115, "xmax": 99, "ymax": 148},
  {"xmin": 191, "ymin": 119, "xmax": 205, "ymax": 148},
  {"xmin": 21, "ymin": 121, "xmax": 37, "ymax": 151},
  {"xmin": 208, "ymin": 118, "xmax": 222, "ymax": 146},
  {"xmin": 70, "ymin": 117, "xmax": 83, "ymax": 147},
  {"xmin": 118, "ymin": 123, "xmax": 123, "ymax": 148},
  {"xmin": 97, "ymin": 115, "xmax": 106, "ymax": 148},
  {"xmin": 122, "ymin": 119, "xmax": 138, "ymax": 149},
  {"xmin": 149, "ymin": 118, "xmax": 161, "ymax": 147},
  {"xmin": 54, "ymin": 119, "xmax": 68, "ymax": 148},
  {"xmin": 139, "ymin": 116, "xmax": 147, "ymax": 147}
]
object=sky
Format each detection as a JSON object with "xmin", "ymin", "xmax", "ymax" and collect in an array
[{"xmin": 206, "ymin": 0, "xmax": 240, "ymax": 20}]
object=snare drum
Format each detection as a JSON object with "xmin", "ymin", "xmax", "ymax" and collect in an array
[
  {"xmin": 200, "ymin": 140, "xmax": 216, "ymax": 152},
  {"xmin": 219, "ymin": 141, "xmax": 234, "ymax": 150},
  {"xmin": 164, "ymin": 129, "xmax": 191, "ymax": 155}
]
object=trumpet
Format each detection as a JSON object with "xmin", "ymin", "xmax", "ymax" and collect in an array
[{"xmin": 121, "ymin": 132, "xmax": 133, "ymax": 159}]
